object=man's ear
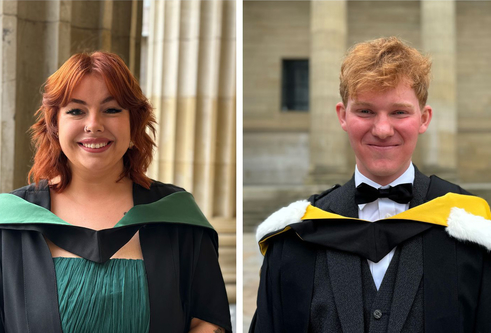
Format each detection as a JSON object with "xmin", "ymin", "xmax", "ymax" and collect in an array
[
  {"xmin": 336, "ymin": 102, "xmax": 348, "ymax": 132},
  {"xmin": 419, "ymin": 105, "xmax": 432, "ymax": 134}
]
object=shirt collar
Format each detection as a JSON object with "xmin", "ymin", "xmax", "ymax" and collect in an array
[{"xmin": 355, "ymin": 163, "xmax": 415, "ymax": 209}]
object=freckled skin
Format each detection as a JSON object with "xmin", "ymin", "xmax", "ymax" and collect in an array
[{"xmin": 336, "ymin": 81, "xmax": 432, "ymax": 185}]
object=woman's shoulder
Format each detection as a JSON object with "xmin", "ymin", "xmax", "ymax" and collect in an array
[
  {"xmin": 148, "ymin": 180, "xmax": 185, "ymax": 196},
  {"xmin": 10, "ymin": 180, "xmax": 49, "ymax": 198},
  {"xmin": 133, "ymin": 179, "xmax": 186, "ymax": 205},
  {"xmin": 8, "ymin": 180, "xmax": 50, "ymax": 208}
]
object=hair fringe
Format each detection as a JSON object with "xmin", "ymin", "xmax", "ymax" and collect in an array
[{"xmin": 340, "ymin": 37, "xmax": 432, "ymax": 107}]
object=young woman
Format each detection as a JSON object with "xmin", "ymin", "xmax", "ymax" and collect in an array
[{"xmin": 0, "ymin": 52, "xmax": 231, "ymax": 333}]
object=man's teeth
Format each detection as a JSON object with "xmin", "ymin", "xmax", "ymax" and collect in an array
[{"xmin": 82, "ymin": 142, "xmax": 108, "ymax": 149}]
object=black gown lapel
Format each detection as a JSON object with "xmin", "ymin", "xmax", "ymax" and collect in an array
[
  {"xmin": 280, "ymin": 233, "xmax": 317, "ymax": 333},
  {"xmin": 1, "ymin": 230, "xmax": 63, "ymax": 333},
  {"xmin": 411, "ymin": 168, "xmax": 459, "ymax": 332}
]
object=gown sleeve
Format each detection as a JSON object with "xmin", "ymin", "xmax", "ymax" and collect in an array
[
  {"xmin": 249, "ymin": 238, "xmax": 283, "ymax": 333},
  {"xmin": 475, "ymin": 251, "xmax": 491, "ymax": 331},
  {"xmin": 190, "ymin": 229, "xmax": 232, "ymax": 333}
]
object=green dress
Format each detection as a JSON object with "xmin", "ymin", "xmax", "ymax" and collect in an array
[{"xmin": 53, "ymin": 258, "xmax": 150, "ymax": 333}]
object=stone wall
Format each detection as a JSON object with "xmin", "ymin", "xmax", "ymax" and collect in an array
[
  {"xmin": 456, "ymin": 1, "xmax": 491, "ymax": 183},
  {"xmin": 244, "ymin": 0, "xmax": 491, "ymax": 189}
]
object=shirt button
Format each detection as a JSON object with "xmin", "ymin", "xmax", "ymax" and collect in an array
[{"xmin": 373, "ymin": 309, "xmax": 383, "ymax": 320}]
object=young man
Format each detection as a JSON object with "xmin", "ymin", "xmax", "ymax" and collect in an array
[{"xmin": 250, "ymin": 37, "xmax": 491, "ymax": 333}]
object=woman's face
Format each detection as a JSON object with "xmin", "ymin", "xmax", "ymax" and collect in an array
[{"xmin": 57, "ymin": 74, "xmax": 131, "ymax": 177}]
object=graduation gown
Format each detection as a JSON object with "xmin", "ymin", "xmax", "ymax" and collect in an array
[
  {"xmin": 250, "ymin": 170, "xmax": 491, "ymax": 333},
  {"xmin": 0, "ymin": 181, "xmax": 232, "ymax": 333}
]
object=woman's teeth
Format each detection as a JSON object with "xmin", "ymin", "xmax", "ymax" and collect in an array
[{"xmin": 82, "ymin": 142, "xmax": 108, "ymax": 149}]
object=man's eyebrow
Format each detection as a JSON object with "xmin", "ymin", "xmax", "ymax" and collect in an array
[
  {"xmin": 391, "ymin": 102, "xmax": 414, "ymax": 109},
  {"xmin": 68, "ymin": 96, "xmax": 115, "ymax": 105},
  {"xmin": 351, "ymin": 101, "xmax": 374, "ymax": 107}
]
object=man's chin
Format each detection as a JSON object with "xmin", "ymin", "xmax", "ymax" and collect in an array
[{"xmin": 363, "ymin": 164, "xmax": 409, "ymax": 184}]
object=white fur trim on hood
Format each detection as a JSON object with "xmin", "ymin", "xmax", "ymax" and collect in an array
[
  {"xmin": 256, "ymin": 200, "xmax": 310, "ymax": 243},
  {"xmin": 447, "ymin": 207, "xmax": 491, "ymax": 251}
]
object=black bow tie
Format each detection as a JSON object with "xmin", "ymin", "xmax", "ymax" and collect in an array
[{"xmin": 355, "ymin": 182, "xmax": 413, "ymax": 205}]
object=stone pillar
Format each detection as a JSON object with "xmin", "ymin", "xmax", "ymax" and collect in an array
[
  {"xmin": 213, "ymin": 0, "xmax": 236, "ymax": 304},
  {"xmin": 0, "ymin": 1, "xmax": 18, "ymax": 192},
  {"xmin": 174, "ymin": 0, "xmax": 201, "ymax": 191},
  {"xmin": 0, "ymin": 0, "xmax": 142, "ymax": 193},
  {"xmin": 146, "ymin": 0, "xmax": 166, "ymax": 179},
  {"xmin": 145, "ymin": 0, "xmax": 236, "ymax": 303},
  {"xmin": 193, "ymin": 0, "xmax": 223, "ymax": 217},
  {"xmin": 420, "ymin": 0, "xmax": 457, "ymax": 181},
  {"xmin": 214, "ymin": 0, "xmax": 236, "ymax": 221},
  {"xmin": 307, "ymin": 0, "xmax": 349, "ymax": 185}
]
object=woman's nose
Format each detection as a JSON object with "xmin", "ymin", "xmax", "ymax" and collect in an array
[{"xmin": 84, "ymin": 112, "xmax": 104, "ymax": 133}]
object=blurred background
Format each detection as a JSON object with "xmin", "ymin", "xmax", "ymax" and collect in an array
[
  {"xmin": 243, "ymin": 0, "xmax": 491, "ymax": 331},
  {"xmin": 0, "ymin": 0, "xmax": 236, "ymax": 329}
]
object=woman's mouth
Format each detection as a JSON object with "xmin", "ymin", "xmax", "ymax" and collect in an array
[{"xmin": 78, "ymin": 141, "xmax": 113, "ymax": 152}]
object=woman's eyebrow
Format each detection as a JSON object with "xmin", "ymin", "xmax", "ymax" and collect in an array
[{"xmin": 68, "ymin": 96, "xmax": 115, "ymax": 105}]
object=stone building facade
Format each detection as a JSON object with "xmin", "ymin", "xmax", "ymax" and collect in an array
[
  {"xmin": 0, "ymin": 0, "xmax": 236, "ymax": 304},
  {"xmin": 244, "ymin": 1, "xmax": 491, "ymax": 227}
]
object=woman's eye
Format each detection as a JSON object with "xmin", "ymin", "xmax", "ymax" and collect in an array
[
  {"xmin": 66, "ymin": 109, "xmax": 83, "ymax": 116},
  {"xmin": 105, "ymin": 108, "xmax": 123, "ymax": 114}
]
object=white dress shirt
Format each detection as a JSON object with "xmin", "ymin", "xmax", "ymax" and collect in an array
[{"xmin": 354, "ymin": 164, "xmax": 415, "ymax": 290}]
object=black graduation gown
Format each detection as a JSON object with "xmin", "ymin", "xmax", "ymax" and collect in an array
[
  {"xmin": 250, "ymin": 172, "xmax": 491, "ymax": 333},
  {"xmin": 0, "ymin": 180, "xmax": 232, "ymax": 333}
]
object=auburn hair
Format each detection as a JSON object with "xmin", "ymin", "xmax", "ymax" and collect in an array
[
  {"xmin": 339, "ymin": 37, "xmax": 432, "ymax": 108},
  {"xmin": 29, "ymin": 51, "xmax": 156, "ymax": 192}
]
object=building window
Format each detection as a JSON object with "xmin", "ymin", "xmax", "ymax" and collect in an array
[{"xmin": 281, "ymin": 59, "xmax": 309, "ymax": 111}]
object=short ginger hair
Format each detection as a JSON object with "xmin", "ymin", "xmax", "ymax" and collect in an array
[
  {"xmin": 339, "ymin": 37, "xmax": 432, "ymax": 108},
  {"xmin": 29, "ymin": 51, "xmax": 156, "ymax": 192}
]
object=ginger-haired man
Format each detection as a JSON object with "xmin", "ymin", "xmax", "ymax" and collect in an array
[{"xmin": 250, "ymin": 37, "xmax": 491, "ymax": 333}]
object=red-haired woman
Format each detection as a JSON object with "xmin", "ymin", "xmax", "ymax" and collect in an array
[{"xmin": 0, "ymin": 52, "xmax": 231, "ymax": 333}]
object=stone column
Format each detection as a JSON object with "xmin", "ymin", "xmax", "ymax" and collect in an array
[
  {"xmin": 0, "ymin": 0, "xmax": 142, "ymax": 192},
  {"xmin": 193, "ymin": 0, "xmax": 223, "ymax": 217},
  {"xmin": 307, "ymin": 0, "xmax": 349, "ymax": 185},
  {"xmin": 420, "ymin": 0, "xmax": 457, "ymax": 181},
  {"xmin": 174, "ymin": 0, "xmax": 201, "ymax": 191},
  {"xmin": 214, "ymin": 0, "xmax": 236, "ymax": 221},
  {"xmin": 144, "ymin": 0, "xmax": 236, "ymax": 302},
  {"xmin": 146, "ymin": 0, "xmax": 181, "ymax": 182},
  {"xmin": 0, "ymin": 0, "xmax": 18, "ymax": 192},
  {"xmin": 213, "ymin": 0, "xmax": 236, "ymax": 303}
]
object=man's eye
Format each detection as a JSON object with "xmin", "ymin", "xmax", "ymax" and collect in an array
[
  {"xmin": 105, "ymin": 108, "xmax": 123, "ymax": 114},
  {"xmin": 359, "ymin": 109, "xmax": 372, "ymax": 114},
  {"xmin": 66, "ymin": 109, "xmax": 83, "ymax": 115},
  {"xmin": 394, "ymin": 110, "xmax": 407, "ymax": 115}
]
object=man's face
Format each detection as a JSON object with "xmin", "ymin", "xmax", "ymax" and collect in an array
[{"xmin": 336, "ymin": 81, "xmax": 432, "ymax": 185}]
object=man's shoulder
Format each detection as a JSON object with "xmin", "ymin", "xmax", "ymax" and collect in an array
[
  {"xmin": 426, "ymin": 175, "xmax": 471, "ymax": 198},
  {"xmin": 307, "ymin": 184, "xmax": 342, "ymax": 205}
]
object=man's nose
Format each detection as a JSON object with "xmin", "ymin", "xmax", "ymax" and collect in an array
[{"xmin": 371, "ymin": 114, "xmax": 394, "ymax": 139}]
